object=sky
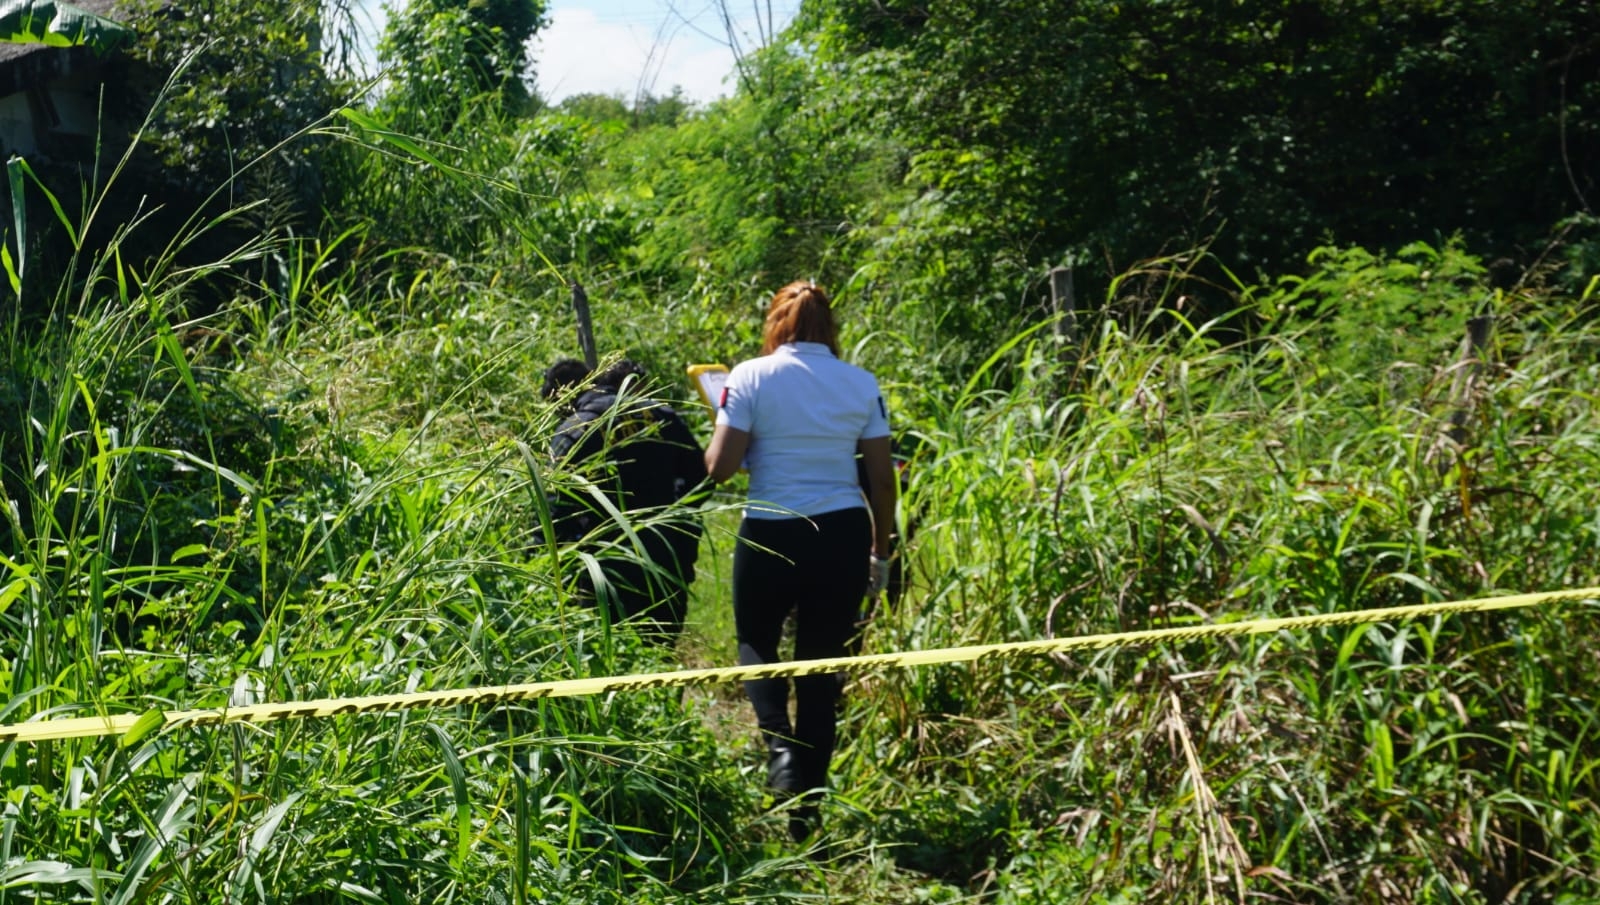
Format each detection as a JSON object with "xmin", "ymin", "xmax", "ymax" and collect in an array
[
  {"xmin": 534, "ymin": 1, "xmax": 802, "ymax": 105},
  {"xmin": 354, "ymin": 1, "xmax": 803, "ymax": 106}
]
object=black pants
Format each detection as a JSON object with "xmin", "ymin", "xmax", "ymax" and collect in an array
[
  {"xmin": 733, "ymin": 507, "xmax": 869, "ymax": 790},
  {"xmin": 578, "ymin": 523, "xmax": 701, "ymax": 641}
]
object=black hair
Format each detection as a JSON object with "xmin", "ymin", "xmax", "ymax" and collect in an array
[
  {"xmin": 541, "ymin": 358, "xmax": 591, "ymax": 400},
  {"xmin": 592, "ymin": 359, "xmax": 646, "ymax": 391}
]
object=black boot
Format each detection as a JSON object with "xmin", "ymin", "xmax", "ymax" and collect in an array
[
  {"xmin": 766, "ymin": 740, "xmax": 805, "ymax": 798},
  {"xmin": 788, "ymin": 798, "xmax": 820, "ymax": 843}
]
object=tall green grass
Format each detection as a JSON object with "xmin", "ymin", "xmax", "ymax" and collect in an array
[
  {"xmin": 2, "ymin": 138, "xmax": 824, "ymax": 902},
  {"xmin": 5, "ymin": 75, "xmax": 1598, "ymax": 904},
  {"xmin": 818, "ymin": 245, "xmax": 1600, "ymax": 902}
]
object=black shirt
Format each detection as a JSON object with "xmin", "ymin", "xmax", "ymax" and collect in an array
[{"xmin": 548, "ymin": 387, "xmax": 707, "ymax": 541}]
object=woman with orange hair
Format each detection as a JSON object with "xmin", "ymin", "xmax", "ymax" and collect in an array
[{"xmin": 705, "ymin": 280, "xmax": 898, "ymax": 841}]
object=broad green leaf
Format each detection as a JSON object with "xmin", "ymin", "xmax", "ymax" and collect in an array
[
  {"xmin": 5, "ymin": 155, "xmax": 23, "ymax": 288},
  {"xmin": 170, "ymin": 544, "xmax": 210, "ymax": 563},
  {"xmin": 427, "ymin": 724, "xmax": 472, "ymax": 868},
  {"xmin": 0, "ymin": 573, "xmax": 34, "ymax": 617},
  {"xmin": 117, "ymin": 709, "xmax": 165, "ymax": 749},
  {"xmin": 109, "ymin": 774, "xmax": 196, "ymax": 905},
  {"xmin": 0, "ymin": 0, "xmax": 135, "ymax": 55},
  {"xmin": 0, "ymin": 241, "xmax": 17, "ymax": 295},
  {"xmin": 8, "ymin": 155, "xmax": 77, "ymax": 246},
  {"xmin": 338, "ymin": 106, "xmax": 447, "ymax": 169},
  {"xmin": 1, "ymin": 859, "xmax": 119, "ymax": 887}
]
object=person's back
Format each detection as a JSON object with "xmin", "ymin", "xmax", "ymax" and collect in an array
[
  {"xmin": 728, "ymin": 343, "xmax": 883, "ymax": 518},
  {"xmin": 543, "ymin": 360, "xmax": 707, "ymax": 640},
  {"xmin": 551, "ymin": 385, "xmax": 701, "ymax": 516}
]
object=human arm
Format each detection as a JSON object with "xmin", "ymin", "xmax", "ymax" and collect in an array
[
  {"xmin": 858, "ymin": 434, "xmax": 897, "ymax": 559},
  {"xmin": 704, "ymin": 423, "xmax": 751, "ymax": 483}
]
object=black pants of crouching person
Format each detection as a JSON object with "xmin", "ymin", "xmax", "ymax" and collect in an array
[
  {"xmin": 577, "ymin": 523, "xmax": 701, "ymax": 642},
  {"xmin": 733, "ymin": 507, "xmax": 870, "ymax": 797}
]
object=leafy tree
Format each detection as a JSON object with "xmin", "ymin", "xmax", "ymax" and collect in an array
[
  {"xmin": 555, "ymin": 88, "xmax": 694, "ymax": 129},
  {"xmin": 556, "ymin": 91, "xmax": 631, "ymax": 126},
  {"xmin": 797, "ymin": 0, "xmax": 1600, "ymax": 319},
  {"xmin": 2, "ymin": 0, "xmax": 352, "ymax": 315},
  {"xmin": 592, "ymin": 41, "xmax": 893, "ymax": 292},
  {"xmin": 123, "ymin": 0, "xmax": 340, "ymax": 206},
  {"xmin": 631, "ymin": 86, "xmax": 695, "ymax": 129},
  {"xmin": 378, "ymin": 0, "xmax": 548, "ymax": 130}
]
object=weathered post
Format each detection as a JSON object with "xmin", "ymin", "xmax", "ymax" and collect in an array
[
  {"xmin": 1438, "ymin": 312, "xmax": 1495, "ymax": 469},
  {"xmin": 1049, "ymin": 265, "xmax": 1080, "ymax": 387},
  {"xmin": 1448, "ymin": 314, "xmax": 1494, "ymax": 438},
  {"xmin": 1049, "ymin": 266, "xmax": 1077, "ymax": 346},
  {"xmin": 571, "ymin": 279, "xmax": 598, "ymax": 370}
]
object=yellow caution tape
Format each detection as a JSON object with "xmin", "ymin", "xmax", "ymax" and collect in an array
[{"xmin": 2, "ymin": 587, "xmax": 1594, "ymax": 744}]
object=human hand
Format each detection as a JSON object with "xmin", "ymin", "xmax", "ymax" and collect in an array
[{"xmin": 868, "ymin": 554, "xmax": 890, "ymax": 597}]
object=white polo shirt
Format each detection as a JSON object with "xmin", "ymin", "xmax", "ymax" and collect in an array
[{"xmin": 716, "ymin": 342, "xmax": 890, "ymax": 519}]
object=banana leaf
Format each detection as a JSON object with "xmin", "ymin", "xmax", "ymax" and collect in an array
[{"xmin": 1, "ymin": 0, "xmax": 135, "ymax": 55}]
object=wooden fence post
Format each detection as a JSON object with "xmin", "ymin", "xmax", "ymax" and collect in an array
[
  {"xmin": 1439, "ymin": 313, "xmax": 1494, "ymax": 465},
  {"xmin": 1049, "ymin": 266, "xmax": 1080, "ymax": 387},
  {"xmin": 1049, "ymin": 266, "xmax": 1077, "ymax": 346},
  {"xmin": 571, "ymin": 280, "xmax": 597, "ymax": 370}
]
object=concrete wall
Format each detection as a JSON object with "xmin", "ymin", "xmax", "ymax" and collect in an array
[{"xmin": 0, "ymin": 89, "xmax": 37, "ymax": 156}]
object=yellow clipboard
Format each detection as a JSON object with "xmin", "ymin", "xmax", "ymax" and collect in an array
[{"xmin": 686, "ymin": 363, "xmax": 729, "ymax": 409}]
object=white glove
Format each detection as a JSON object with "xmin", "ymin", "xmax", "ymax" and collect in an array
[{"xmin": 867, "ymin": 554, "xmax": 890, "ymax": 597}]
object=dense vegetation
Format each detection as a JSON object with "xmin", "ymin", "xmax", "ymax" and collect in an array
[{"xmin": 1, "ymin": 0, "xmax": 1597, "ymax": 901}]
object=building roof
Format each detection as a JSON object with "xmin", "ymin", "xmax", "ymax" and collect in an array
[{"xmin": 0, "ymin": 1, "xmax": 136, "ymax": 101}]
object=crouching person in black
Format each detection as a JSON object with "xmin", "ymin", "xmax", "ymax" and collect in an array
[{"xmin": 541, "ymin": 358, "xmax": 707, "ymax": 643}]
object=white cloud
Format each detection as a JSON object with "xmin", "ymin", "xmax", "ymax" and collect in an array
[
  {"xmin": 351, "ymin": 1, "xmax": 795, "ymax": 106},
  {"xmin": 533, "ymin": 6, "xmax": 737, "ymax": 105},
  {"xmin": 534, "ymin": 1, "xmax": 802, "ymax": 106}
]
